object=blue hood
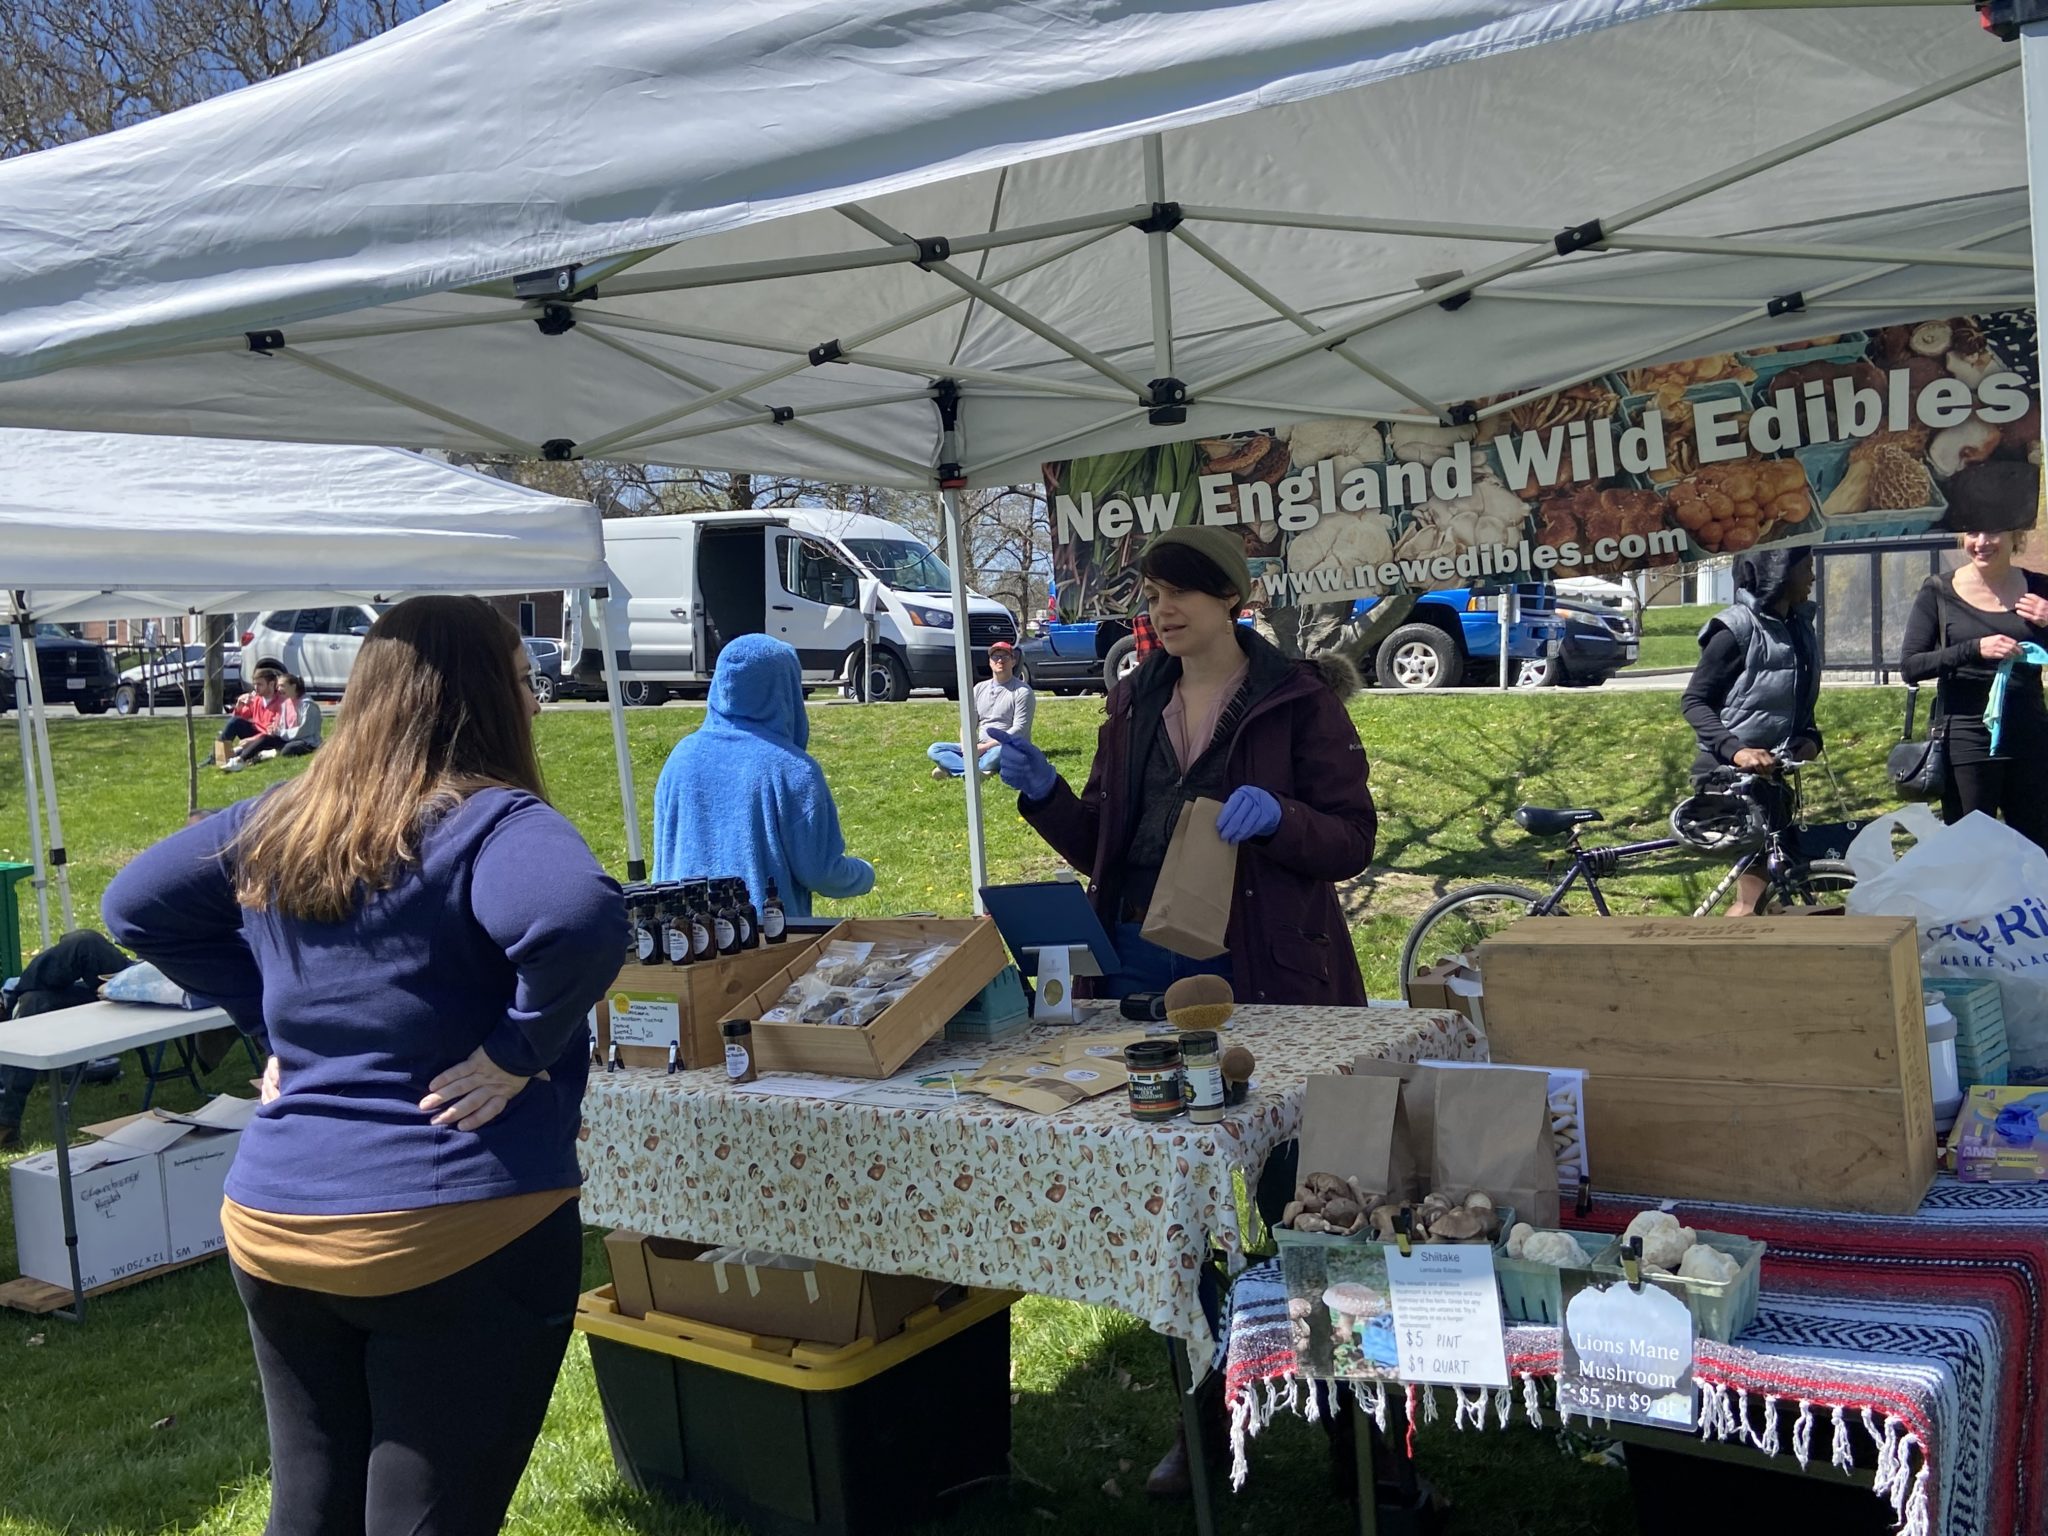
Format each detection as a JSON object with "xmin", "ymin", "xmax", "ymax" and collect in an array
[{"xmin": 705, "ymin": 634, "xmax": 808, "ymax": 751}]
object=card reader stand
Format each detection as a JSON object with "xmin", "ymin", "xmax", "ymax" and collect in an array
[{"xmin": 1021, "ymin": 943, "xmax": 1103, "ymax": 1024}]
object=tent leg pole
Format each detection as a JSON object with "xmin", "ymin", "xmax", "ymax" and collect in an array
[
  {"xmin": 10, "ymin": 621, "xmax": 52, "ymax": 950},
  {"xmin": 2023, "ymin": 25, "xmax": 2048, "ymax": 326},
  {"xmin": 17, "ymin": 631, "xmax": 72, "ymax": 932},
  {"xmin": 594, "ymin": 591, "xmax": 645, "ymax": 883},
  {"xmin": 940, "ymin": 484, "xmax": 989, "ymax": 912}
]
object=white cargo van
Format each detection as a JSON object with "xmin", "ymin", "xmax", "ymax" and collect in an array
[{"xmin": 571, "ymin": 509, "xmax": 1019, "ymax": 704}]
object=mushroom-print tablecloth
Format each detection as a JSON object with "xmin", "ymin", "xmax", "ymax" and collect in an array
[{"xmin": 579, "ymin": 1003, "xmax": 1483, "ymax": 1356}]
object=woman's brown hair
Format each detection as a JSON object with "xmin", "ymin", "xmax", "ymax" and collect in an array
[{"xmin": 233, "ymin": 596, "xmax": 543, "ymax": 921}]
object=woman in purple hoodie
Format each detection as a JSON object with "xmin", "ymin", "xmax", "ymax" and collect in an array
[{"xmin": 104, "ymin": 596, "xmax": 624, "ymax": 1536}]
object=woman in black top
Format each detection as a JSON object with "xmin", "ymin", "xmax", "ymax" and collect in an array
[{"xmin": 1900, "ymin": 529, "xmax": 2048, "ymax": 849}]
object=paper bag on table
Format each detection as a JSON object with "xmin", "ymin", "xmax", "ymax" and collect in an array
[
  {"xmin": 1430, "ymin": 1065, "xmax": 1558, "ymax": 1225},
  {"xmin": 1345, "ymin": 1058, "xmax": 1438, "ymax": 1200},
  {"xmin": 1140, "ymin": 798, "xmax": 1236, "ymax": 961},
  {"xmin": 1298, "ymin": 1074, "xmax": 1418, "ymax": 1207},
  {"xmin": 1405, "ymin": 954, "xmax": 1486, "ymax": 1032}
]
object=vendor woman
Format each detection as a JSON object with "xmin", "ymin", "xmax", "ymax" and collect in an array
[{"xmin": 994, "ymin": 524, "xmax": 1376, "ymax": 1004}]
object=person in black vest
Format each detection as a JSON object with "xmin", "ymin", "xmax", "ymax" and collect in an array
[{"xmin": 1679, "ymin": 548, "xmax": 1821, "ymax": 914}]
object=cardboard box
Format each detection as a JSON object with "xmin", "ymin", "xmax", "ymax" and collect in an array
[
  {"xmin": 1950, "ymin": 1086, "xmax": 2048, "ymax": 1181},
  {"xmin": 1405, "ymin": 953, "xmax": 1486, "ymax": 1031},
  {"xmin": 86, "ymin": 1095, "xmax": 257, "ymax": 1263},
  {"xmin": 742, "ymin": 917, "xmax": 1008, "ymax": 1079},
  {"xmin": 597, "ymin": 939, "xmax": 820, "ymax": 1069},
  {"xmin": 639, "ymin": 1238, "xmax": 946, "ymax": 1346},
  {"xmin": 10, "ymin": 1131, "xmax": 171, "ymax": 1293},
  {"xmin": 602, "ymin": 1228, "xmax": 659, "ymax": 1319},
  {"xmin": 1477, "ymin": 917, "xmax": 1935, "ymax": 1215}
]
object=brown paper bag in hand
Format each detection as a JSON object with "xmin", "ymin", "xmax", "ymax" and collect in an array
[
  {"xmin": 1347, "ymin": 1058, "xmax": 1438, "ymax": 1201},
  {"xmin": 1141, "ymin": 798, "xmax": 1237, "ymax": 961},
  {"xmin": 1298, "ymin": 1075, "xmax": 1418, "ymax": 1208},
  {"xmin": 1430, "ymin": 1066, "xmax": 1559, "ymax": 1225}
]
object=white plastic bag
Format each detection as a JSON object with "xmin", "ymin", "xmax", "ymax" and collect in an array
[{"xmin": 1847, "ymin": 810, "xmax": 2048, "ymax": 1080}]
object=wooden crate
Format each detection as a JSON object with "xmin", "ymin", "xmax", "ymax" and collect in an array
[
  {"xmin": 1476, "ymin": 917, "xmax": 1935, "ymax": 1214},
  {"xmin": 597, "ymin": 938, "xmax": 820, "ymax": 1069},
  {"xmin": 744, "ymin": 918, "xmax": 1007, "ymax": 1079}
]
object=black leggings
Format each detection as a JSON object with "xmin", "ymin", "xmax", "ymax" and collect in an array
[
  {"xmin": 1943, "ymin": 712, "xmax": 2048, "ymax": 852},
  {"xmin": 231, "ymin": 1198, "xmax": 583, "ymax": 1536}
]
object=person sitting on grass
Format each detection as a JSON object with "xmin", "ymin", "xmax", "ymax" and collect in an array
[
  {"xmin": 216, "ymin": 667, "xmax": 284, "ymax": 767},
  {"xmin": 927, "ymin": 640, "xmax": 1035, "ymax": 780},
  {"xmin": 223, "ymin": 673, "xmax": 321, "ymax": 772}
]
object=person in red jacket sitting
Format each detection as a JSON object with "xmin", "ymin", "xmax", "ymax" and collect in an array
[{"xmin": 215, "ymin": 667, "xmax": 285, "ymax": 767}]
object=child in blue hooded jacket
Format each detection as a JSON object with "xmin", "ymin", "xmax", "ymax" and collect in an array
[{"xmin": 654, "ymin": 634, "xmax": 875, "ymax": 916}]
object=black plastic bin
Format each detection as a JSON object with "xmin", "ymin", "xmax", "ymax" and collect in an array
[{"xmin": 576, "ymin": 1284, "xmax": 1015, "ymax": 1536}]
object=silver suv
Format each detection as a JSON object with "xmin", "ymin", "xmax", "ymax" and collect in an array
[{"xmin": 242, "ymin": 605, "xmax": 387, "ymax": 694}]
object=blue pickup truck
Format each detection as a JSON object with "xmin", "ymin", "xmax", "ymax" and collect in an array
[{"xmin": 1017, "ymin": 585, "xmax": 1605, "ymax": 693}]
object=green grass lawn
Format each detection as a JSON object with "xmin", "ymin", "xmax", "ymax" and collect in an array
[
  {"xmin": 0, "ymin": 688, "xmax": 1910, "ymax": 1535},
  {"xmin": 1625, "ymin": 604, "xmax": 1713, "ymax": 672}
]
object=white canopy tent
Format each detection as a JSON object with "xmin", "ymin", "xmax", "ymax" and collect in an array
[
  {"xmin": 0, "ymin": 429, "xmax": 642, "ymax": 946},
  {"xmin": 0, "ymin": 0, "xmax": 2044, "ymax": 899}
]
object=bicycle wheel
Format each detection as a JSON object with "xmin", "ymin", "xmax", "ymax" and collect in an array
[
  {"xmin": 1762, "ymin": 858, "xmax": 1857, "ymax": 913},
  {"xmin": 1400, "ymin": 883, "xmax": 1551, "ymax": 992}
]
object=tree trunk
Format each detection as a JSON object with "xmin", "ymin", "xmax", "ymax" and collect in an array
[{"xmin": 202, "ymin": 613, "xmax": 232, "ymax": 714}]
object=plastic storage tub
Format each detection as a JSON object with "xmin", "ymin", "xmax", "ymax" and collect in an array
[
  {"xmin": 1589, "ymin": 1229, "xmax": 1765, "ymax": 1344},
  {"xmin": 576, "ymin": 1283, "xmax": 1016, "ymax": 1536}
]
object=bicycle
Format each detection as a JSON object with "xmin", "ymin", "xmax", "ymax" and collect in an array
[{"xmin": 1397, "ymin": 760, "xmax": 1858, "ymax": 989}]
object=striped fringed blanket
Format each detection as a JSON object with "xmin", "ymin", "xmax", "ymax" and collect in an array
[{"xmin": 1223, "ymin": 1177, "xmax": 2048, "ymax": 1536}]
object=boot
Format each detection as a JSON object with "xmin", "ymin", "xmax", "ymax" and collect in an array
[{"xmin": 1145, "ymin": 1425, "xmax": 1192, "ymax": 1499}]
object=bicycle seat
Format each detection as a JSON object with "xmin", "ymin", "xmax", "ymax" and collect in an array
[{"xmin": 1514, "ymin": 805, "xmax": 1604, "ymax": 838}]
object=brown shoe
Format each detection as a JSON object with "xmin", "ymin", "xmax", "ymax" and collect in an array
[{"xmin": 1145, "ymin": 1426, "xmax": 1191, "ymax": 1500}]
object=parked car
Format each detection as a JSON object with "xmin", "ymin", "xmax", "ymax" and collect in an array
[
  {"xmin": 1516, "ymin": 602, "xmax": 1640, "ymax": 688},
  {"xmin": 242, "ymin": 605, "xmax": 389, "ymax": 695},
  {"xmin": 522, "ymin": 636, "xmax": 564, "ymax": 703},
  {"xmin": 0, "ymin": 625, "xmax": 119, "ymax": 715},
  {"xmin": 1019, "ymin": 585, "xmax": 1565, "ymax": 694},
  {"xmin": 113, "ymin": 643, "xmax": 243, "ymax": 715}
]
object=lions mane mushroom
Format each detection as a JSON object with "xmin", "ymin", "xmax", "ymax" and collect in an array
[{"xmin": 1622, "ymin": 1210, "xmax": 1697, "ymax": 1271}]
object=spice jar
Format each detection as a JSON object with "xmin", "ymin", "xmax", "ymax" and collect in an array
[
  {"xmin": 1123, "ymin": 1038, "xmax": 1184, "ymax": 1122},
  {"xmin": 1179, "ymin": 1030, "xmax": 1225, "ymax": 1124},
  {"xmin": 722, "ymin": 1019, "xmax": 758, "ymax": 1084}
]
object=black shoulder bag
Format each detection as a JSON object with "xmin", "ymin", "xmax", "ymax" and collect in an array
[{"xmin": 1887, "ymin": 587, "xmax": 1948, "ymax": 800}]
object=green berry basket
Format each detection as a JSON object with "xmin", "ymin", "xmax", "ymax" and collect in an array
[
  {"xmin": 1494, "ymin": 1229, "xmax": 1600, "ymax": 1326},
  {"xmin": 1586, "ymin": 1229, "xmax": 1766, "ymax": 1344}
]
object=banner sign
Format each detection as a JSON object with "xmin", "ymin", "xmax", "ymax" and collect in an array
[{"xmin": 1043, "ymin": 313, "xmax": 2040, "ymax": 621}]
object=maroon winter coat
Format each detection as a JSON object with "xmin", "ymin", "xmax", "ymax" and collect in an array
[{"xmin": 1021, "ymin": 629, "xmax": 1375, "ymax": 1006}]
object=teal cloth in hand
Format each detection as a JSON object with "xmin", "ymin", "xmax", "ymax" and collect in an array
[{"xmin": 1987, "ymin": 642, "xmax": 2048, "ymax": 756}]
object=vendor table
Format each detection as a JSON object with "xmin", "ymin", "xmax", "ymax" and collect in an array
[
  {"xmin": 578, "ymin": 1001, "xmax": 1485, "ymax": 1534},
  {"xmin": 1223, "ymin": 1181, "xmax": 2048, "ymax": 1536},
  {"xmin": 0, "ymin": 999, "xmax": 230, "ymax": 1321}
]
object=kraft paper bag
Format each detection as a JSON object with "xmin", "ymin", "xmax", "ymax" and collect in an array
[
  {"xmin": 1430, "ymin": 1066, "xmax": 1559, "ymax": 1225},
  {"xmin": 1347, "ymin": 1057, "xmax": 1438, "ymax": 1199},
  {"xmin": 1140, "ymin": 798, "xmax": 1237, "ymax": 961},
  {"xmin": 1298, "ymin": 1074, "xmax": 1418, "ymax": 1206}
]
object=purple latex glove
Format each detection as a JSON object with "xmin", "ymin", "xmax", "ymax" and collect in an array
[
  {"xmin": 989, "ymin": 728, "xmax": 1057, "ymax": 801},
  {"xmin": 1216, "ymin": 785, "xmax": 1282, "ymax": 844}
]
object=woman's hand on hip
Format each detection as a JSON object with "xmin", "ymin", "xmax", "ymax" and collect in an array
[
  {"xmin": 421, "ymin": 1046, "xmax": 533, "ymax": 1132},
  {"xmin": 259, "ymin": 1055, "xmax": 281, "ymax": 1105},
  {"xmin": 1981, "ymin": 633, "xmax": 2022, "ymax": 662}
]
